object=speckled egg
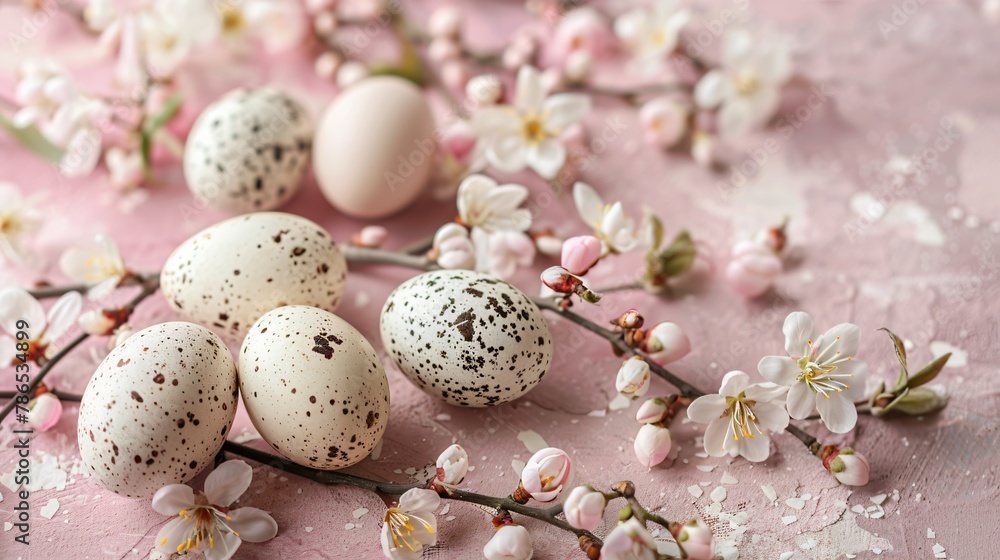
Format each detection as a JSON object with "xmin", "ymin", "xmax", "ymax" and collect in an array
[
  {"xmin": 184, "ymin": 87, "xmax": 312, "ymax": 214},
  {"xmin": 77, "ymin": 322, "xmax": 238, "ymax": 497},
  {"xmin": 380, "ymin": 270, "xmax": 553, "ymax": 407},
  {"xmin": 161, "ymin": 212, "xmax": 348, "ymax": 341},
  {"xmin": 238, "ymin": 306, "xmax": 390, "ymax": 470}
]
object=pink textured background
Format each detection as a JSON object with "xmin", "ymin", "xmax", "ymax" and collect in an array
[{"xmin": 1, "ymin": 1, "xmax": 998, "ymax": 559}]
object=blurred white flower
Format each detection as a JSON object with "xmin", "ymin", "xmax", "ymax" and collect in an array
[
  {"xmin": 473, "ymin": 66, "xmax": 590, "ymax": 179},
  {"xmin": 572, "ymin": 182, "xmax": 641, "ymax": 253},
  {"xmin": 694, "ymin": 30, "xmax": 793, "ymax": 136},
  {"xmin": 105, "ymin": 147, "xmax": 145, "ymax": 192},
  {"xmin": 457, "ymin": 174, "xmax": 531, "ymax": 234},
  {"xmin": 484, "ymin": 230, "xmax": 536, "ymax": 280},
  {"xmin": 59, "ymin": 234, "xmax": 128, "ymax": 300},
  {"xmin": 0, "ymin": 182, "xmax": 43, "ymax": 265},
  {"xmin": 26, "ymin": 392, "xmax": 63, "ymax": 432},
  {"xmin": 614, "ymin": 0, "xmax": 690, "ymax": 63},
  {"xmin": 0, "ymin": 288, "xmax": 82, "ymax": 366},
  {"xmin": 639, "ymin": 97, "xmax": 689, "ymax": 148},
  {"xmin": 242, "ymin": 0, "xmax": 307, "ymax": 53}
]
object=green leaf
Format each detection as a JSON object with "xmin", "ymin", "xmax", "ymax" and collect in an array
[
  {"xmin": 879, "ymin": 328, "xmax": 909, "ymax": 391},
  {"xmin": 907, "ymin": 352, "xmax": 950, "ymax": 389},
  {"xmin": 140, "ymin": 92, "xmax": 183, "ymax": 173},
  {"xmin": 644, "ymin": 210, "xmax": 664, "ymax": 251},
  {"xmin": 657, "ymin": 230, "xmax": 697, "ymax": 278},
  {"xmin": 0, "ymin": 112, "xmax": 65, "ymax": 163}
]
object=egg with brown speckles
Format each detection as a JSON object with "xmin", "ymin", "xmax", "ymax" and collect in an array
[
  {"xmin": 184, "ymin": 87, "xmax": 313, "ymax": 214},
  {"xmin": 77, "ymin": 322, "xmax": 238, "ymax": 497},
  {"xmin": 160, "ymin": 212, "xmax": 348, "ymax": 341},
  {"xmin": 239, "ymin": 305, "xmax": 390, "ymax": 470},
  {"xmin": 380, "ymin": 269, "xmax": 553, "ymax": 407}
]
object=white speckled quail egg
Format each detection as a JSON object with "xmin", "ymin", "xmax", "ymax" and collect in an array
[
  {"xmin": 380, "ymin": 270, "xmax": 553, "ymax": 407},
  {"xmin": 160, "ymin": 212, "xmax": 347, "ymax": 341},
  {"xmin": 239, "ymin": 305, "xmax": 390, "ymax": 470},
  {"xmin": 77, "ymin": 322, "xmax": 238, "ymax": 497},
  {"xmin": 184, "ymin": 87, "xmax": 313, "ymax": 214}
]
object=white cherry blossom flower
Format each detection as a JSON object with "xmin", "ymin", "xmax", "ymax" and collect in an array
[
  {"xmin": 520, "ymin": 448, "xmax": 572, "ymax": 502},
  {"xmin": 757, "ymin": 312, "xmax": 868, "ymax": 434},
  {"xmin": 687, "ymin": 371, "xmax": 789, "ymax": 462},
  {"xmin": 473, "ymin": 66, "xmax": 591, "ymax": 179},
  {"xmin": 381, "ymin": 488, "xmax": 439, "ymax": 560},
  {"xmin": 457, "ymin": 174, "xmax": 531, "ymax": 234},
  {"xmin": 694, "ymin": 29, "xmax": 793, "ymax": 136},
  {"xmin": 483, "ymin": 230, "xmax": 536, "ymax": 280},
  {"xmin": 105, "ymin": 147, "xmax": 145, "ymax": 192},
  {"xmin": 572, "ymin": 182, "xmax": 641, "ymax": 253},
  {"xmin": 153, "ymin": 460, "xmax": 278, "ymax": 560},
  {"xmin": 0, "ymin": 182, "xmax": 43, "ymax": 265},
  {"xmin": 59, "ymin": 234, "xmax": 129, "ymax": 300},
  {"xmin": 601, "ymin": 517, "xmax": 657, "ymax": 560},
  {"xmin": 0, "ymin": 288, "xmax": 82, "ymax": 366},
  {"xmin": 12, "ymin": 59, "xmax": 77, "ymax": 129},
  {"xmin": 614, "ymin": 0, "xmax": 690, "ymax": 63}
]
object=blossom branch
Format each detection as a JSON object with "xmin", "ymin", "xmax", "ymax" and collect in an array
[
  {"xmin": 0, "ymin": 275, "xmax": 160, "ymax": 424},
  {"xmin": 27, "ymin": 272, "xmax": 160, "ymax": 300}
]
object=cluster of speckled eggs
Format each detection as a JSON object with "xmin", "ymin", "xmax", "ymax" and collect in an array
[{"xmin": 76, "ymin": 77, "xmax": 555, "ymax": 498}]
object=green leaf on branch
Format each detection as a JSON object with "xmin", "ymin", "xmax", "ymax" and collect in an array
[
  {"xmin": 140, "ymin": 92, "xmax": 182, "ymax": 173},
  {"xmin": 878, "ymin": 327, "xmax": 909, "ymax": 391},
  {"xmin": 907, "ymin": 352, "xmax": 950, "ymax": 389},
  {"xmin": 0, "ymin": 112, "xmax": 65, "ymax": 163},
  {"xmin": 657, "ymin": 230, "xmax": 697, "ymax": 278}
]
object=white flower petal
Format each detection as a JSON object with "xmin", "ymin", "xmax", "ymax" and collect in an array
[
  {"xmin": 484, "ymin": 184, "xmax": 530, "ymax": 215},
  {"xmin": 752, "ymin": 401, "xmax": 789, "ymax": 432},
  {"xmin": 703, "ymin": 417, "xmax": 731, "ymax": 457},
  {"xmin": 542, "ymin": 94, "xmax": 590, "ymax": 132},
  {"xmin": 204, "ymin": 529, "xmax": 242, "ymax": 560},
  {"xmin": 816, "ymin": 393, "xmax": 858, "ymax": 434},
  {"xmin": 718, "ymin": 370, "xmax": 750, "ymax": 397},
  {"xmin": 782, "ymin": 312, "xmax": 818, "ymax": 358},
  {"xmin": 717, "ymin": 96, "xmax": 758, "ymax": 137},
  {"xmin": 473, "ymin": 107, "xmax": 521, "ymax": 136},
  {"xmin": 694, "ymin": 70, "xmax": 727, "ymax": 109},
  {"xmin": 737, "ymin": 431, "xmax": 771, "ymax": 462},
  {"xmin": 785, "ymin": 382, "xmax": 815, "ymax": 420},
  {"xmin": 204, "ymin": 460, "xmax": 253, "ymax": 507},
  {"xmin": 151, "ymin": 484, "xmax": 195, "ymax": 516},
  {"xmin": 723, "ymin": 29, "xmax": 754, "ymax": 67},
  {"xmin": 485, "ymin": 134, "xmax": 529, "ymax": 173},
  {"xmin": 839, "ymin": 360, "xmax": 869, "ymax": 400},
  {"xmin": 0, "ymin": 288, "xmax": 47, "ymax": 336},
  {"xmin": 744, "ymin": 381, "xmax": 788, "ymax": 403},
  {"xmin": 42, "ymin": 291, "xmax": 83, "ymax": 342},
  {"xmin": 399, "ymin": 487, "xmax": 441, "ymax": 514},
  {"xmin": 515, "ymin": 66, "xmax": 546, "ymax": 114},
  {"xmin": 526, "ymin": 138, "xmax": 566, "ymax": 180},
  {"xmin": 816, "ymin": 322, "xmax": 861, "ymax": 362},
  {"xmin": 155, "ymin": 515, "xmax": 195, "ymax": 553},
  {"xmin": 757, "ymin": 356, "xmax": 799, "ymax": 386},
  {"xmin": 573, "ymin": 182, "xmax": 604, "ymax": 226},
  {"xmin": 686, "ymin": 394, "xmax": 727, "ymax": 423},
  {"xmin": 227, "ymin": 506, "xmax": 278, "ymax": 543},
  {"xmin": 0, "ymin": 337, "xmax": 16, "ymax": 365}
]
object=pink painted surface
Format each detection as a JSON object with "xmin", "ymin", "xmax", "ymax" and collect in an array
[{"xmin": 1, "ymin": 1, "xmax": 998, "ymax": 559}]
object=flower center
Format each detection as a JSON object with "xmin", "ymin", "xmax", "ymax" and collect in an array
[
  {"xmin": 385, "ymin": 508, "xmax": 435, "ymax": 552},
  {"xmin": 164, "ymin": 493, "xmax": 238, "ymax": 554},
  {"xmin": 82, "ymin": 254, "xmax": 123, "ymax": 283},
  {"xmin": 219, "ymin": 5, "xmax": 246, "ymax": 34},
  {"xmin": 722, "ymin": 393, "xmax": 760, "ymax": 449},
  {"xmin": 734, "ymin": 73, "xmax": 759, "ymax": 96},
  {"xmin": 522, "ymin": 118, "xmax": 547, "ymax": 143},
  {"xmin": 0, "ymin": 214, "xmax": 22, "ymax": 236},
  {"xmin": 797, "ymin": 354, "xmax": 854, "ymax": 397}
]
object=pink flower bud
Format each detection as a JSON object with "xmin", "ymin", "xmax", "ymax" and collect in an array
[
  {"xmin": 642, "ymin": 322, "xmax": 691, "ymax": 365},
  {"xmin": 691, "ymin": 132, "xmax": 717, "ymax": 167},
  {"xmin": 483, "ymin": 524, "xmax": 533, "ymax": 560},
  {"xmin": 724, "ymin": 241, "xmax": 782, "ymax": 298},
  {"xmin": 824, "ymin": 447, "xmax": 870, "ymax": 486},
  {"xmin": 639, "ymin": 97, "xmax": 689, "ymax": 149},
  {"xmin": 672, "ymin": 518, "xmax": 715, "ymax": 560},
  {"xmin": 633, "ymin": 423, "xmax": 672, "ymax": 468},
  {"xmin": 564, "ymin": 50, "xmax": 592, "ymax": 83},
  {"xmin": 428, "ymin": 6, "xmax": 463, "ymax": 39},
  {"xmin": 108, "ymin": 324, "xmax": 133, "ymax": 350},
  {"xmin": 564, "ymin": 485, "xmax": 606, "ymax": 531},
  {"xmin": 560, "ymin": 235, "xmax": 602, "ymax": 275},
  {"xmin": 313, "ymin": 11, "xmax": 337, "ymax": 35},
  {"xmin": 546, "ymin": 7, "xmax": 614, "ymax": 67},
  {"xmin": 635, "ymin": 398, "xmax": 669, "ymax": 424},
  {"xmin": 26, "ymin": 393, "xmax": 62, "ymax": 432},
  {"xmin": 435, "ymin": 444, "xmax": 469, "ymax": 487},
  {"xmin": 354, "ymin": 225, "xmax": 387, "ymax": 248},
  {"xmin": 520, "ymin": 447, "xmax": 572, "ymax": 502},
  {"xmin": 541, "ymin": 266, "xmax": 582, "ymax": 294},
  {"xmin": 616, "ymin": 357, "xmax": 651, "ymax": 398}
]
